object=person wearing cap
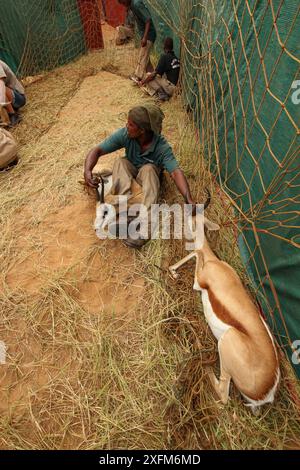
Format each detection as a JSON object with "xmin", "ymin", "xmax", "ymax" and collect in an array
[
  {"xmin": 84, "ymin": 103, "xmax": 195, "ymax": 248},
  {"xmin": 118, "ymin": 0, "xmax": 156, "ymax": 82},
  {"xmin": 0, "ymin": 59, "xmax": 26, "ymax": 127}
]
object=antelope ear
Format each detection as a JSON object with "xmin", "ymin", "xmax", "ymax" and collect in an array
[{"xmin": 204, "ymin": 217, "xmax": 220, "ymax": 231}]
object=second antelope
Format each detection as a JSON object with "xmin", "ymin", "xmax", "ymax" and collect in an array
[{"xmin": 169, "ymin": 193, "xmax": 280, "ymax": 414}]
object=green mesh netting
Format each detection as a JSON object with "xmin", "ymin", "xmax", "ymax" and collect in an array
[
  {"xmin": 0, "ymin": 0, "xmax": 86, "ymax": 76},
  {"xmin": 146, "ymin": 0, "xmax": 300, "ymax": 377}
]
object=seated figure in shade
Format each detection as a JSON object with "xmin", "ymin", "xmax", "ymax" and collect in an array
[{"xmin": 139, "ymin": 37, "xmax": 180, "ymax": 101}]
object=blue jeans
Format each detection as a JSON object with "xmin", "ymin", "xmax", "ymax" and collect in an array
[{"xmin": 12, "ymin": 89, "xmax": 26, "ymax": 110}]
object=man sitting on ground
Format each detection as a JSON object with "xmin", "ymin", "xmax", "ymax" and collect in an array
[
  {"xmin": 118, "ymin": 0, "xmax": 156, "ymax": 82},
  {"xmin": 84, "ymin": 103, "xmax": 195, "ymax": 248},
  {"xmin": 116, "ymin": 10, "xmax": 135, "ymax": 46},
  {"xmin": 139, "ymin": 37, "xmax": 180, "ymax": 101},
  {"xmin": 0, "ymin": 59, "xmax": 26, "ymax": 127}
]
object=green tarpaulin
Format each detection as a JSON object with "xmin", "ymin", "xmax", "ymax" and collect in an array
[
  {"xmin": 0, "ymin": 0, "xmax": 86, "ymax": 75},
  {"xmin": 146, "ymin": 0, "xmax": 300, "ymax": 377}
]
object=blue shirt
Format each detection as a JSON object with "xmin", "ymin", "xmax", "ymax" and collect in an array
[
  {"xmin": 98, "ymin": 128, "xmax": 179, "ymax": 173},
  {"xmin": 130, "ymin": 0, "xmax": 156, "ymax": 43}
]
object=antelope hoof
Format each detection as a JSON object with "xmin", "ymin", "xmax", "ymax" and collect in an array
[{"xmin": 169, "ymin": 268, "xmax": 179, "ymax": 279}]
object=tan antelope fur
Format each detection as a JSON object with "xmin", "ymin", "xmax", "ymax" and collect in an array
[
  {"xmin": 93, "ymin": 159, "xmax": 144, "ymax": 238},
  {"xmin": 169, "ymin": 213, "xmax": 280, "ymax": 413}
]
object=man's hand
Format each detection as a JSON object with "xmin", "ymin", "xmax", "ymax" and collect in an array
[
  {"xmin": 140, "ymin": 72, "xmax": 156, "ymax": 86},
  {"xmin": 84, "ymin": 170, "xmax": 99, "ymax": 189},
  {"xmin": 141, "ymin": 37, "xmax": 147, "ymax": 47},
  {"xmin": 185, "ymin": 195, "xmax": 197, "ymax": 216}
]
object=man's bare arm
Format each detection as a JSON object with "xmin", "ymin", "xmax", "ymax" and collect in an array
[
  {"xmin": 141, "ymin": 19, "xmax": 151, "ymax": 47},
  {"xmin": 170, "ymin": 168, "xmax": 196, "ymax": 213},
  {"xmin": 84, "ymin": 146, "xmax": 105, "ymax": 188}
]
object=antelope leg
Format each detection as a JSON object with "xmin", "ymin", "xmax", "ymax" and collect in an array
[
  {"xmin": 206, "ymin": 365, "xmax": 231, "ymax": 405},
  {"xmin": 169, "ymin": 252, "xmax": 196, "ymax": 278}
]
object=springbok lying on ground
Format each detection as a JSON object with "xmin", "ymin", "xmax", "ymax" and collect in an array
[
  {"xmin": 169, "ymin": 196, "xmax": 280, "ymax": 413},
  {"xmin": 92, "ymin": 160, "xmax": 143, "ymax": 238}
]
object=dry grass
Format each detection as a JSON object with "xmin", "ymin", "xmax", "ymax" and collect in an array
[{"xmin": 0, "ymin": 32, "xmax": 299, "ymax": 450}]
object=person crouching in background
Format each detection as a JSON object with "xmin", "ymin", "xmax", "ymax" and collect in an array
[{"xmin": 139, "ymin": 37, "xmax": 180, "ymax": 101}]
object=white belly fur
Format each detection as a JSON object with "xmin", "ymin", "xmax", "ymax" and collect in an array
[{"xmin": 200, "ymin": 288, "xmax": 231, "ymax": 341}]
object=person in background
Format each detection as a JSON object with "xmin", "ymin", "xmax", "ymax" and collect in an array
[
  {"xmin": 0, "ymin": 59, "xmax": 26, "ymax": 127},
  {"xmin": 116, "ymin": 9, "xmax": 135, "ymax": 46},
  {"xmin": 0, "ymin": 127, "xmax": 18, "ymax": 171},
  {"xmin": 118, "ymin": 0, "xmax": 156, "ymax": 82},
  {"xmin": 139, "ymin": 37, "xmax": 180, "ymax": 101}
]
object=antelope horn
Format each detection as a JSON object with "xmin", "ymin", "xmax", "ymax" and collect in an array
[
  {"xmin": 93, "ymin": 173, "xmax": 105, "ymax": 203},
  {"xmin": 204, "ymin": 188, "xmax": 211, "ymax": 210}
]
